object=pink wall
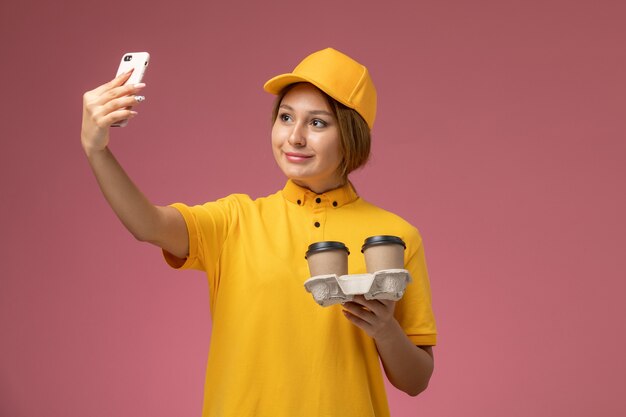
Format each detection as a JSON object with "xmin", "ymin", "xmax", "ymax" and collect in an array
[{"xmin": 1, "ymin": 0, "xmax": 625, "ymax": 416}]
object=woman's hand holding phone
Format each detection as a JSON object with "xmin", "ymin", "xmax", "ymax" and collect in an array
[
  {"xmin": 81, "ymin": 52, "xmax": 149, "ymax": 156},
  {"xmin": 81, "ymin": 72, "xmax": 146, "ymax": 156}
]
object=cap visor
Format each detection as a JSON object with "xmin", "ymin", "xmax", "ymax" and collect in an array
[{"xmin": 263, "ymin": 73, "xmax": 318, "ymax": 95}]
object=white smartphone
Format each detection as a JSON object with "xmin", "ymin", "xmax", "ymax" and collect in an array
[{"xmin": 111, "ymin": 51, "xmax": 150, "ymax": 127}]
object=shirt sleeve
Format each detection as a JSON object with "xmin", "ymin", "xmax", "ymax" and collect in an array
[
  {"xmin": 162, "ymin": 197, "xmax": 236, "ymax": 293},
  {"xmin": 395, "ymin": 227, "xmax": 438, "ymax": 346}
]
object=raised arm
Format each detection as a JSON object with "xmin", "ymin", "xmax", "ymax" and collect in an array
[{"xmin": 81, "ymin": 71, "xmax": 189, "ymax": 259}]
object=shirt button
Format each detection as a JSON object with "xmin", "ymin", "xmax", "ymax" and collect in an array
[
  {"xmin": 297, "ymin": 200, "xmax": 301, "ymax": 205},
  {"xmin": 315, "ymin": 197, "xmax": 321, "ymax": 203},
  {"xmin": 332, "ymin": 201, "xmax": 338, "ymax": 207},
  {"xmin": 314, "ymin": 221, "xmax": 320, "ymax": 228}
]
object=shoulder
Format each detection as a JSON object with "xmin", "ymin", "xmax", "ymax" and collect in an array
[
  {"xmin": 352, "ymin": 197, "xmax": 424, "ymax": 246},
  {"xmin": 212, "ymin": 189, "xmax": 283, "ymax": 212},
  {"xmin": 175, "ymin": 189, "xmax": 283, "ymax": 214},
  {"xmin": 353, "ymin": 197, "xmax": 418, "ymax": 228}
]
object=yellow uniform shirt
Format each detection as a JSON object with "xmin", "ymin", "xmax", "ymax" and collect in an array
[{"xmin": 164, "ymin": 180, "xmax": 437, "ymax": 417}]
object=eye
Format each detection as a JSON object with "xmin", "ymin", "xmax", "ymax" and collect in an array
[
  {"xmin": 311, "ymin": 119, "xmax": 327, "ymax": 128},
  {"xmin": 279, "ymin": 113, "xmax": 292, "ymax": 122}
]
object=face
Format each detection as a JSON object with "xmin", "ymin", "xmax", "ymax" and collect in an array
[{"xmin": 271, "ymin": 83, "xmax": 344, "ymax": 193}]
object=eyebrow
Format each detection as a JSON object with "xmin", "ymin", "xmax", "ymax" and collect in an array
[{"xmin": 279, "ymin": 104, "xmax": 334, "ymax": 117}]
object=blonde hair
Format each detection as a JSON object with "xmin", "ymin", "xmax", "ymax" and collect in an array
[{"xmin": 271, "ymin": 83, "xmax": 371, "ymax": 180}]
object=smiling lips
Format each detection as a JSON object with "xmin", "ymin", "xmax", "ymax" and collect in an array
[{"xmin": 284, "ymin": 152, "xmax": 314, "ymax": 163}]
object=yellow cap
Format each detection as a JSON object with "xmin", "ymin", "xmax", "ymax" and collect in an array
[{"xmin": 264, "ymin": 48, "xmax": 377, "ymax": 129}]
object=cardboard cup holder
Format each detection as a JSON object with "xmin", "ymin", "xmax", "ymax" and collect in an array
[
  {"xmin": 303, "ymin": 274, "xmax": 353, "ymax": 307},
  {"xmin": 304, "ymin": 237, "xmax": 410, "ymax": 307},
  {"xmin": 304, "ymin": 269, "xmax": 412, "ymax": 307}
]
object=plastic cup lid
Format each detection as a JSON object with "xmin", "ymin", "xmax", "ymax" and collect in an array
[
  {"xmin": 361, "ymin": 235, "xmax": 406, "ymax": 252},
  {"xmin": 305, "ymin": 241, "xmax": 350, "ymax": 259}
]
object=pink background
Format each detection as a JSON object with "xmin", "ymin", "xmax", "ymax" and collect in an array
[{"xmin": 1, "ymin": 0, "xmax": 625, "ymax": 416}]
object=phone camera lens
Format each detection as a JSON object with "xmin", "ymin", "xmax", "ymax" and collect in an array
[{"xmin": 124, "ymin": 55, "xmax": 132, "ymax": 62}]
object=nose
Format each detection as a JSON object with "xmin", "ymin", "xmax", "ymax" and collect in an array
[{"xmin": 287, "ymin": 122, "xmax": 306, "ymax": 147}]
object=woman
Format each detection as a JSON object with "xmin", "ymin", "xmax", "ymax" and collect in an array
[{"xmin": 82, "ymin": 47, "xmax": 437, "ymax": 417}]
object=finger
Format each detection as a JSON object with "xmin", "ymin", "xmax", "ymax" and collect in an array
[
  {"xmin": 343, "ymin": 303, "xmax": 376, "ymax": 325},
  {"xmin": 349, "ymin": 295, "xmax": 370, "ymax": 307},
  {"xmin": 349, "ymin": 296, "xmax": 386, "ymax": 315},
  {"xmin": 84, "ymin": 81, "xmax": 145, "ymax": 110},
  {"xmin": 94, "ymin": 82, "xmax": 146, "ymax": 107},
  {"xmin": 369, "ymin": 298, "xmax": 396, "ymax": 315},
  {"xmin": 91, "ymin": 68, "xmax": 134, "ymax": 95},
  {"xmin": 343, "ymin": 310, "xmax": 374, "ymax": 334},
  {"xmin": 98, "ymin": 108, "xmax": 138, "ymax": 128},
  {"xmin": 100, "ymin": 95, "xmax": 146, "ymax": 116}
]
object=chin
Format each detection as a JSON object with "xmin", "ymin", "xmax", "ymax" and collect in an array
[{"xmin": 280, "ymin": 166, "xmax": 313, "ymax": 182}]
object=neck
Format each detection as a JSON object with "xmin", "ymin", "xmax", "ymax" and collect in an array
[{"xmin": 291, "ymin": 178, "xmax": 347, "ymax": 194}]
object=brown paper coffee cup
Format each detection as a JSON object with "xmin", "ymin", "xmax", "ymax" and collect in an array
[
  {"xmin": 305, "ymin": 241, "xmax": 350, "ymax": 277},
  {"xmin": 361, "ymin": 235, "xmax": 406, "ymax": 273}
]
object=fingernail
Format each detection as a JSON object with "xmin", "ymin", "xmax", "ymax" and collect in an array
[
  {"xmin": 130, "ymin": 111, "xmax": 138, "ymax": 116},
  {"xmin": 134, "ymin": 83, "xmax": 146, "ymax": 89},
  {"xmin": 134, "ymin": 95, "xmax": 145, "ymax": 103}
]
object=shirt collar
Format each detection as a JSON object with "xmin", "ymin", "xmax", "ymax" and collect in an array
[{"xmin": 281, "ymin": 180, "xmax": 359, "ymax": 208}]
